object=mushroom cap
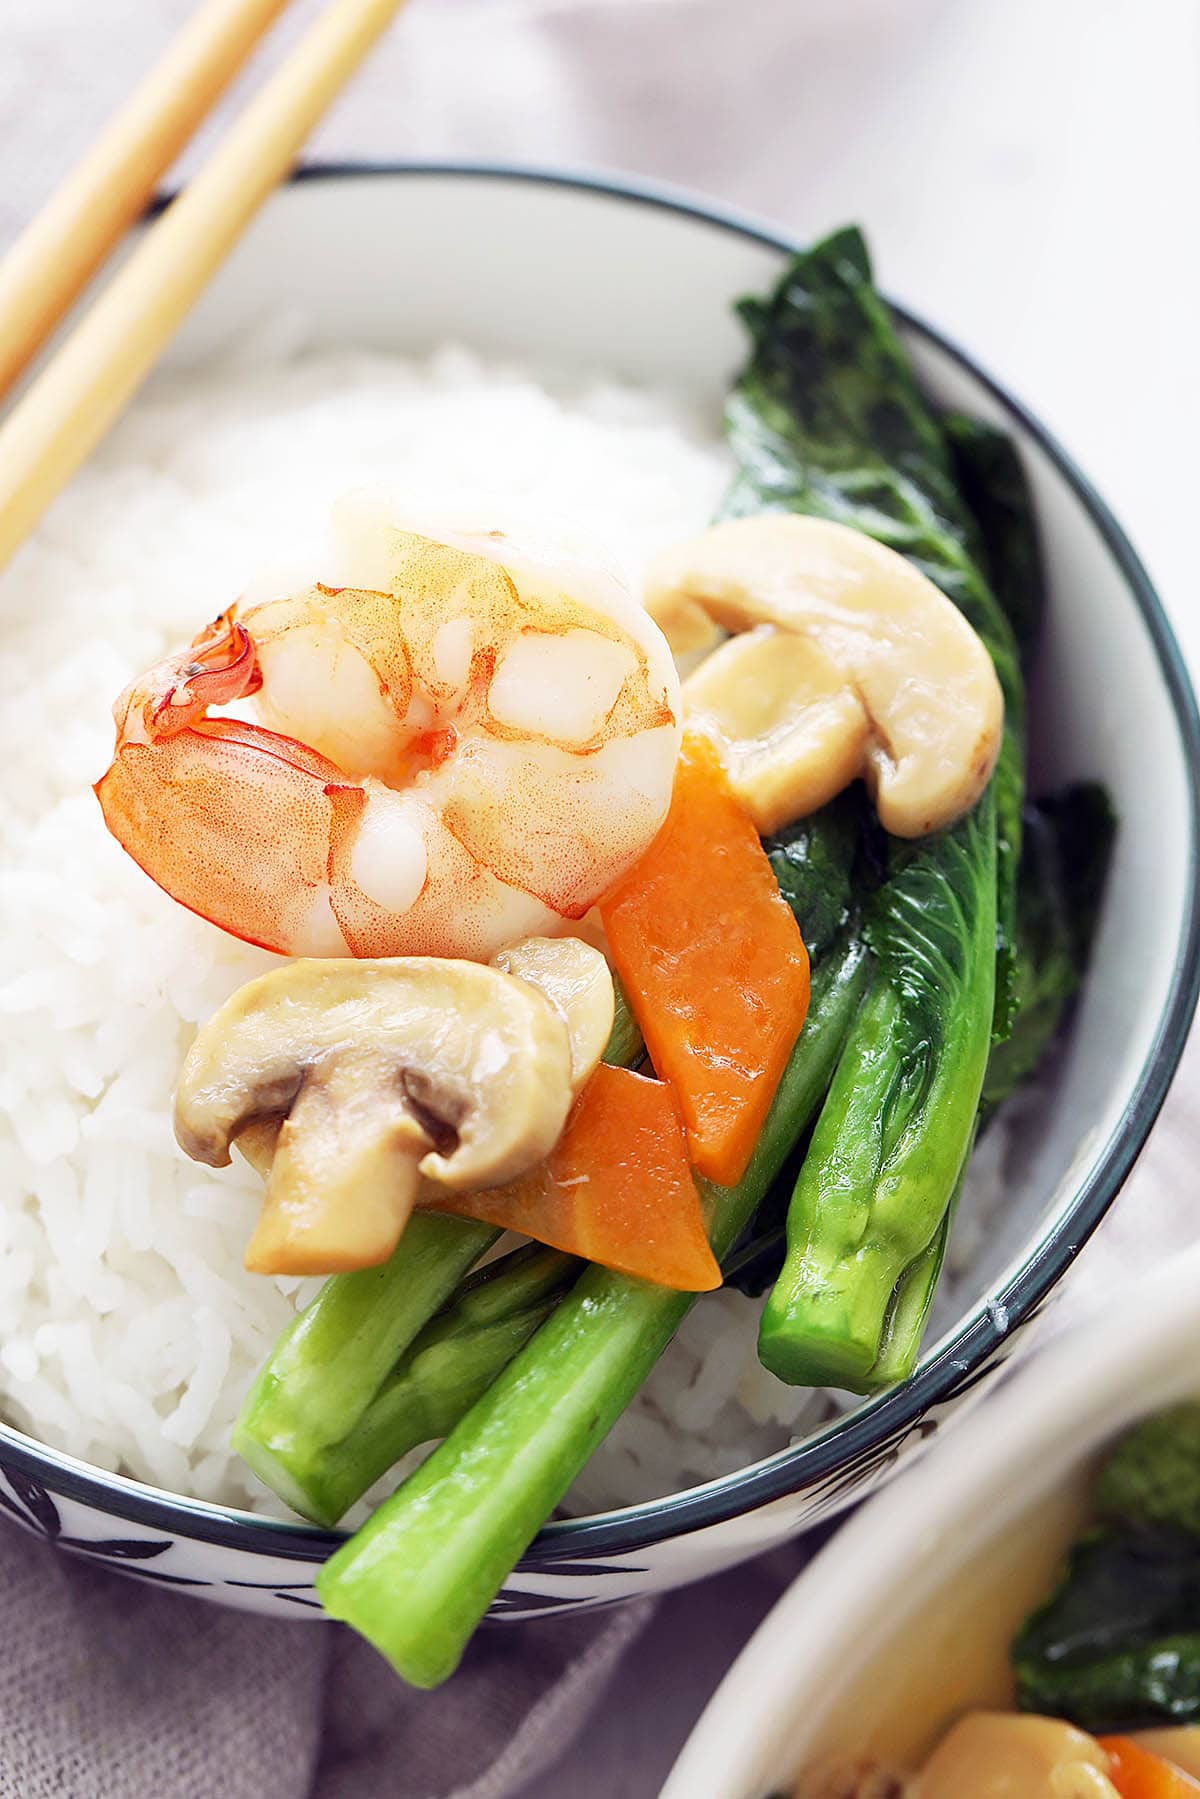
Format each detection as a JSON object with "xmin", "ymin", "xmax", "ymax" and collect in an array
[
  {"xmin": 175, "ymin": 956, "xmax": 575, "ymax": 1190},
  {"xmin": 174, "ymin": 956, "xmax": 579, "ymax": 1275}
]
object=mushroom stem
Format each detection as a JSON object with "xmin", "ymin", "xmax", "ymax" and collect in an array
[{"xmin": 245, "ymin": 1052, "xmax": 430, "ymax": 1277}]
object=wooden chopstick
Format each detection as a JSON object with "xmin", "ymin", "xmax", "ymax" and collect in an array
[
  {"xmin": 0, "ymin": 0, "xmax": 410, "ymax": 573},
  {"xmin": 0, "ymin": 0, "xmax": 294, "ymax": 397}
]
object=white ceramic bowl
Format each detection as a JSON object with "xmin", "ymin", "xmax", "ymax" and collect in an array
[
  {"xmin": 0, "ymin": 165, "xmax": 1196, "ymax": 1621},
  {"xmin": 663, "ymin": 1241, "xmax": 1200, "ymax": 1797}
]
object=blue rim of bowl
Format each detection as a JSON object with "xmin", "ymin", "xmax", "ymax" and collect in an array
[{"xmin": 5, "ymin": 161, "xmax": 1199, "ymax": 1565}]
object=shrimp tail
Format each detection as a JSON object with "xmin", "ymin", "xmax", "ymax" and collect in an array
[
  {"xmin": 96, "ymin": 724, "xmax": 355, "ymax": 959},
  {"xmin": 115, "ymin": 608, "xmax": 262, "ymax": 746}
]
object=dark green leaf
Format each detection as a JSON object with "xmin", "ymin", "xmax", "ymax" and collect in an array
[
  {"xmin": 1017, "ymin": 1634, "xmax": 1200, "ymax": 1734},
  {"xmin": 721, "ymin": 1222, "xmax": 787, "ymax": 1298},
  {"xmin": 1013, "ymin": 1528, "xmax": 1200, "ymax": 1731},
  {"xmin": 1016, "ymin": 1528, "xmax": 1200, "ymax": 1667},
  {"xmin": 1038, "ymin": 783, "xmax": 1117, "ymax": 975},
  {"xmin": 765, "ymin": 785, "xmax": 881, "ymax": 961},
  {"xmin": 866, "ymin": 799, "xmax": 997, "ymax": 1056},
  {"xmin": 982, "ymin": 782, "xmax": 1115, "ymax": 1112},
  {"xmin": 1012, "ymin": 1412, "xmax": 1200, "ymax": 1731},
  {"xmin": 944, "ymin": 412, "xmax": 1045, "ymax": 662}
]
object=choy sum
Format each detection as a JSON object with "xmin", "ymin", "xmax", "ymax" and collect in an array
[{"xmin": 739, "ymin": 228, "xmax": 1023, "ymax": 1390}]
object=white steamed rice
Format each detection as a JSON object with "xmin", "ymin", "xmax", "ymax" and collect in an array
[{"xmin": 0, "ymin": 325, "xmax": 1012, "ymax": 1522}]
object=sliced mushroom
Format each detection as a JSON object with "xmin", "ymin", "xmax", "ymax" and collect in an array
[
  {"xmin": 174, "ymin": 957, "xmax": 574, "ymax": 1276},
  {"xmin": 646, "ymin": 513, "xmax": 1004, "ymax": 838},
  {"xmin": 917, "ymin": 1713, "xmax": 1119, "ymax": 1798},
  {"xmin": 684, "ymin": 625, "xmax": 869, "ymax": 834},
  {"xmin": 491, "ymin": 937, "xmax": 614, "ymax": 1091}
]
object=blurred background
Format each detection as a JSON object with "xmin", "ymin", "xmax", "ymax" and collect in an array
[
  {"xmin": 2, "ymin": 0, "xmax": 1197, "ymax": 1789},
  {"xmin": 5, "ymin": 0, "xmax": 1198, "ymax": 653}
]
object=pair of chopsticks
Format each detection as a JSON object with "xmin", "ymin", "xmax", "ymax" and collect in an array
[{"xmin": 0, "ymin": 0, "xmax": 410, "ymax": 571}]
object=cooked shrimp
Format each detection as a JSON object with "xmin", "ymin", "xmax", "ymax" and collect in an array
[{"xmin": 96, "ymin": 511, "xmax": 682, "ymax": 960}]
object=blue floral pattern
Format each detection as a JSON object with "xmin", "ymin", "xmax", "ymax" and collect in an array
[{"xmin": 0, "ymin": 1305, "xmax": 1039, "ymax": 1620}]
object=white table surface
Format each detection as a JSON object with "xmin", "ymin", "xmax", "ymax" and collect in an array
[{"xmin": 3, "ymin": 0, "xmax": 1198, "ymax": 1791}]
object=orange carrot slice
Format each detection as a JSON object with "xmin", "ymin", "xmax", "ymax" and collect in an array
[
  {"xmin": 421, "ymin": 1062, "xmax": 720, "ymax": 1292},
  {"xmin": 1101, "ymin": 1739, "xmax": 1200, "ymax": 1798},
  {"xmin": 599, "ymin": 732, "xmax": 810, "ymax": 1188}
]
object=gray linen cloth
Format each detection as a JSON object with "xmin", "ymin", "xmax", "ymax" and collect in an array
[
  {"xmin": 1, "ymin": 0, "xmax": 1198, "ymax": 1793},
  {"xmin": 0, "ymin": 1520, "xmax": 655, "ymax": 1798}
]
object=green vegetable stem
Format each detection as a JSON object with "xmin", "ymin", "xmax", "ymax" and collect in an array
[
  {"xmin": 316, "ymin": 930, "xmax": 871, "ymax": 1687},
  {"xmin": 760, "ymin": 796, "xmax": 997, "ymax": 1387},
  {"xmin": 869, "ymin": 1125, "xmax": 974, "ymax": 1390},
  {"xmin": 234, "ymin": 1214, "xmax": 499, "ymax": 1519},
  {"xmin": 294, "ymin": 1244, "xmax": 582, "ymax": 1527}
]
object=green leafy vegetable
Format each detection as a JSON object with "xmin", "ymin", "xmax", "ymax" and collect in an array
[
  {"xmin": 767, "ymin": 784, "xmax": 884, "ymax": 964},
  {"xmin": 739, "ymin": 228, "xmax": 1021, "ymax": 1389},
  {"xmin": 943, "ymin": 411, "xmax": 1045, "ymax": 663},
  {"xmin": 873, "ymin": 781, "xmax": 1114, "ymax": 1373},
  {"xmin": 982, "ymin": 784, "xmax": 1115, "ymax": 1114},
  {"xmin": 1012, "ymin": 1406, "xmax": 1200, "ymax": 1731},
  {"xmin": 1019, "ymin": 1632, "xmax": 1200, "ymax": 1734},
  {"xmin": 1014, "ymin": 1530, "xmax": 1200, "ymax": 1732}
]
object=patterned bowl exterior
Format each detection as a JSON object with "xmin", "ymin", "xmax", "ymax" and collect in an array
[
  {"xmin": 0, "ymin": 1310, "xmax": 1034, "ymax": 1620},
  {"xmin": 3, "ymin": 164, "xmax": 1197, "ymax": 1623}
]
